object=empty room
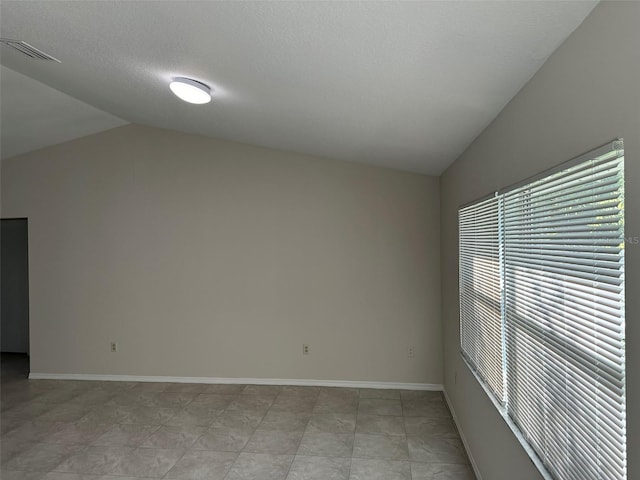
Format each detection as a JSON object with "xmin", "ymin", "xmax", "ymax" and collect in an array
[{"xmin": 0, "ymin": 1, "xmax": 637, "ymax": 479}]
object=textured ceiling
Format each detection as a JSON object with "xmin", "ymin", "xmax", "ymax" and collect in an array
[
  {"xmin": 0, "ymin": 66, "xmax": 127, "ymax": 159},
  {"xmin": 0, "ymin": 1, "xmax": 597, "ymax": 173}
]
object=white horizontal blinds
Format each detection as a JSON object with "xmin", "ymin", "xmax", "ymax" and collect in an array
[
  {"xmin": 503, "ymin": 144, "xmax": 625, "ymax": 480},
  {"xmin": 459, "ymin": 195, "xmax": 505, "ymax": 402}
]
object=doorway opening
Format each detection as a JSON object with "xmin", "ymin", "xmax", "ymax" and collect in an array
[{"xmin": 1, "ymin": 218, "xmax": 30, "ymax": 379}]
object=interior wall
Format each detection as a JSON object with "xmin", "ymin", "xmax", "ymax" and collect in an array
[
  {"xmin": 1, "ymin": 124, "xmax": 441, "ymax": 384},
  {"xmin": 440, "ymin": 2, "xmax": 639, "ymax": 479}
]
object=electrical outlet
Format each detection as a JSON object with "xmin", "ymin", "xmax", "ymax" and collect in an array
[
  {"xmin": 110, "ymin": 342, "xmax": 118, "ymax": 352},
  {"xmin": 408, "ymin": 347, "xmax": 415, "ymax": 358},
  {"xmin": 303, "ymin": 344, "xmax": 310, "ymax": 355}
]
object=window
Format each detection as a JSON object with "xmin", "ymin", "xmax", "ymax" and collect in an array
[{"xmin": 459, "ymin": 140, "xmax": 626, "ymax": 480}]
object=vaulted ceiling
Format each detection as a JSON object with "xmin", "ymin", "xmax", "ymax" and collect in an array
[{"xmin": 1, "ymin": 1, "xmax": 597, "ymax": 174}]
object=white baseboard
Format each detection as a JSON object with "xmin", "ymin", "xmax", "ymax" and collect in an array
[
  {"xmin": 28, "ymin": 372, "xmax": 442, "ymax": 391},
  {"xmin": 443, "ymin": 388, "xmax": 482, "ymax": 480}
]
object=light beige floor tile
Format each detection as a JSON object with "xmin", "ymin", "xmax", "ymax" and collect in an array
[
  {"xmin": 193, "ymin": 426, "xmax": 253, "ymax": 452},
  {"xmin": 349, "ymin": 458, "xmax": 411, "ymax": 480},
  {"xmin": 190, "ymin": 393, "xmax": 235, "ymax": 408},
  {"xmin": 356, "ymin": 415, "xmax": 405, "ymax": 436},
  {"xmin": 313, "ymin": 398, "xmax": 358, "ymax": 415},
  {"xmin": 43, "ymin": 422, "xmax": 111, "ymax": 445},
  {"xmin": 280, "ymin": 386, "xmax": 320, "ymax": 398},
  {"xmin": 225, "ymin": 452, "xmax": 293, "ymax": 480},
  {"xmin": 5, "ymin": 443, "xmax": 83, "ymax": 472},
  {"xmin": 226, "ymin": 396, "xmax": 274, "ymax": 415},
  {"xmin": 91, "ymin": 424, "xmax": 158, "ymax": 447},
  {"xmin": 241, "ymin": 386, "xmax": 283, "ymax": 397},
  {"xmin": 210, "ymin": 411, "xmax": 264, "ymax": 429},
  {"xmin": 353, "ymin": 433, "xmax": 408, "ymax": 460},
  {"xmin": 54, "ymin": 445, "xmax": 131, "ymax": 475},
  {"xmin": 112, "ymin": 447, "xmax": 184, "ymax": 477},
  {"xmin": 0, "ymin": 471, "xmax": 46, "ymax": 480},
  {"xmin": 286, "ymin": 455, "xmax": 350, "ymax": 480},
  {"xmin": 410, "ymin": 462, "xmax": 475, "ymax": 479},
  {"xmin": 358, "ymin": 399, "xmax": 402, "ymax": 416},
  {"xmin": 260, "ymin": 412, "xmax": 311, "ymax": 432},
  {"xmin": 269, "ymin": 395, "xmax": 317, "ymax": 414},
  {"xmin": 244, "ymin": 429, "xmax": 304, "ymax": 455},
  {"xmin": 403, "ymin": 417, "xmax": 458, "ymax": 437},
  {"xmin": 407, "ymin": 436, "xmax": 468, "ymax": 464},
  {"xmin": 297, "ymin": 432, "xmax": 354, "ymax": 457},
  {"xmin": 306, "ymin": 414, "xmax": 356, "ymax": 434},
  {"xmin": 163, "ymin": 383, "xmax": 207, "ymax": 393},
  {"xmin": 401, "ymin": 400, "xmax": 451, "ymax": 418},
  {"xmin": 163, "ymin": 405, "xmax": 222, "ymax": 427},
  {"xmin": 165, "ymin": 450, "xmax": 238, "ymax": 480},
  {"xmin": 140, "ymin": 425, "xmax": 205, "ymax": 449},
  {"xmin": 359, "ymin": 389, "xmax": 400, "ymax": 400},
  {"xmin": 202, "ymin": 384, "xmax": 245, "ymax": 395}
]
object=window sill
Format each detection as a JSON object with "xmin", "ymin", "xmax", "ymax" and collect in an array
[{"xmin": 461, "ymin": 352, "xmax": 555, "ymax": 480}]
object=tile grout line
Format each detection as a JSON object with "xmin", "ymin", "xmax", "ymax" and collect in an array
[{"xmin": 401, "ymin": 392, "xmax": 413, "ymax": 480}]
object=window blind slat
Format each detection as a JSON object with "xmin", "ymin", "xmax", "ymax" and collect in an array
[
  {"xmin": 504, "ymin": 275, "xmax": 625, "ymax": 326},
  {"xmin": 459, "ymin": 141, "xmax": 626, "ymax": 480},
  {"xmin": 504, "ymin": 157, "xmax": 621, "ymax": 198},
  {"xmin": 502, "ymin": 183, "xmax": 621, "ymax": 216},
  {"xmin": 459, "ymin": 195, "xmax": 505, "ymax": 402},
  {"xmin": 503, "ymin": 148, "xmax": 625, "ymax": 480},
  {"xmin": 503, "ymin": 180, "xmax": 621, "ymax": 213},
  {"xmin": 503, "ymin": 265, "xmax": 623, "ymax": 302},
  {"xmin": 506, "ymin": 354, "xmax": 626, "ymax": 475},
  {"xmin": 502, "ymin": 199, "xmax": 620, "ymax": 224}
]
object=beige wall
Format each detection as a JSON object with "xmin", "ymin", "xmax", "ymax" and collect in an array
[
  {"xmin": 441, "ymin": 2, "xmax": 639, "ymax": 479},
  {"xmin": 1, "ymin": 124, "xmax": 441, "ymax": 384}
]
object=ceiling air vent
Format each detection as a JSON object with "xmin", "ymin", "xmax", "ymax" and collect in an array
[{"xmin": 0, "ymin": 39, "xmax": 61, "ymax": 63}]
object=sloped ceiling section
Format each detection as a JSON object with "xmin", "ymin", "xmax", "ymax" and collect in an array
[
  {"xmin": 1, "ymin": 66, "xmax": 127, "ymax": 159},
  {"xmin": 1, "ymin": 1, "xmax": 597, "ymax": 173}
]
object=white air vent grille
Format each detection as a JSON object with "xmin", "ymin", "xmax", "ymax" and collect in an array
[{"xmin": 0, "ymin": 39, "xmax": 61, "ymax": 63}]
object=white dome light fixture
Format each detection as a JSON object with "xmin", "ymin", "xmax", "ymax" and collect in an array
[{"xmin": 169, "ymin": 77, "xmax": 211, "ymax": 104}]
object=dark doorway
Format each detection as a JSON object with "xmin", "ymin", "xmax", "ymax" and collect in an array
[{"xmin": 1, "ymin": 218, "xmax": 30, "ymax": 355}]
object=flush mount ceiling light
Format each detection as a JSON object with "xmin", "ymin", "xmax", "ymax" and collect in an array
[{"xmin": 169, "ymin": 77, "xmax": 211, "ymax": 104}]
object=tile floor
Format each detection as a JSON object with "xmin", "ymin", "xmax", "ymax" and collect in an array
[{"xmin": 1, "ymin": 354, "xmax": 474, "ymax": 479}]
